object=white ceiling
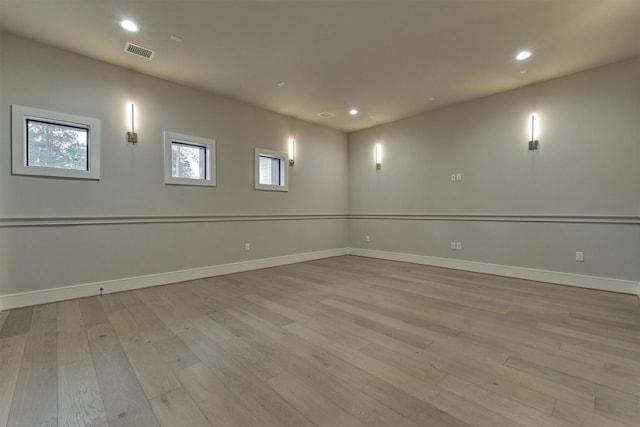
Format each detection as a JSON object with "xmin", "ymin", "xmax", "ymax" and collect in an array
[{"xmin": 0, "ymin": 0, "xmax": 638, "ymax": 132}]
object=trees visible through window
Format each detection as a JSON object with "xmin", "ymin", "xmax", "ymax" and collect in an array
[
  {"xmin": 171, "ymin": 141, "xmax": 206, "ymax": 180},
  {"xmin": 163, "ymin": 131, "xmax": 216, "ymax": 187},
  {"xmin": 26, "ymin": 119, "xmax": 89, "ymax": 171},
  {"xmin": 11, "ymin": 105, "xmax": 101, "ymax": 179}
]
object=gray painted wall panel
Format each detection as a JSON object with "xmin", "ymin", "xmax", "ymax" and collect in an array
[
  {"xmin": 0, "ymin": 34, "xmax": 348, "ymax": 296},
  {"xmin": 348, "ymin": 58, "xmax": 640, "ymax": 282}
]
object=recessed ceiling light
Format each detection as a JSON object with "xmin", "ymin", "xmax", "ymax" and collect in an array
[
  {"xmin": 120, "ymin": 20, "xmax": 139, "ymax": 32},
  {"xmin": 429, "ymin": 97, "xmax": 436, "ymax": 101},
  {"xmin": 520, "ymin": 69, "xmax": 527, "ymax": 74},
  {"xmin": 516, "ymin": 50, "xmax": 532, "ymax": 61},
  {"xmin": 277, "ymin": 82, "xmax": 286, "ymax": 87},
  {"xmin": 349, "ymin": 108, "xmax": 359, "ymax": 116},
  {"xmin": 169, "ymin": 35, "xmax": 183, "ymax": 43}
]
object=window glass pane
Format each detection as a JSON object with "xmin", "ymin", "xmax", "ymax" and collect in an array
[
  {"xmin": 259, "ymin": 155, "xmax": 281, "ymax": 185},
  {"xmin": 171, "ymin": 141, "xmax": 206, "ymax": 179},
  {"xmin": 27, "ymin": 119, "xmax": 89, "ymax": 170}
]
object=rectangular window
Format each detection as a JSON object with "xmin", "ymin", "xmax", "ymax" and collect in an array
[
  {"xmin": 12, "ymin": 105, "xmax": 100, "ymax": 179},
  {"xmin": 164, "ymin": 131, "xmax": 216, "ymax": 187},
  {"xmin": 172, "ymin": 141, "xmax": 206, "ymax": 180},
  {"xmin": 26, "ymin": 119, "xmax": 89, "ymax": 171},
  {"xmin": 259, "ymin": 154, "xmax": 282, "ymax": 185},
  {"xmin": 255, "ymin": 148, "xmax": 288, "ymax": 191}
]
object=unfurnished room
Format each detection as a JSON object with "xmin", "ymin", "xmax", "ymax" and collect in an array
[{"xmin": 0, "ymin": 1, "xmax": 639, "ymax": 426}]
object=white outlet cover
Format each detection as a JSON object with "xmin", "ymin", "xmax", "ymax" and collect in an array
[
  {"xmin": 451, "ymin": 174, "xmax": 456, "ymax": 182},
  {"xmin": 365, "ymin": 235, "xmax": 371, "ymax": 242},
  {"xmin": 456, "ymin": 173, "xmax": 462, "ymax": 181},
  {"xmin": 456, "ymin": 242, "xmax": 462, "ymax": 250},
  {"xmin": 576, "ymin": 251, "xmax": 584, "ymax": 262},
  {"xmin": 450, "ymin": 241, "xmax": 456, "ymax": 249}
]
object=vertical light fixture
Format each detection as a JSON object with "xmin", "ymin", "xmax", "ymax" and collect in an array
[
  {"xmin": 288, "ymin": 138, "xmax": 295, "ymax": 166},
  {"xmin": 528, "ymin": 113, "xmax": 539, "ymax": 150},
  {"xmin": 127, "ymin": 103, "xmax": 138, "ymax": 143},
  {"xmin": 375, "ymin": 143, "xmax": 382, "ymax": 170}
]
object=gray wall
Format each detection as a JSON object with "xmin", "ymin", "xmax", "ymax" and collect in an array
[
  {"xmin": 348, "ymin": 58, "xmax": 640, "ymax": 282},
  {"xmin": 0, "ymin": 33, "xmax": 348, "ymax": 295},
  {"xmin": 1, "ymin": 32, "xmax": 638, "ymax": 299}
]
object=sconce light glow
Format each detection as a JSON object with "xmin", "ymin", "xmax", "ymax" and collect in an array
[
  {"xmin": 120, "ymin": 20, "xmax": 139, "ymax": 32},
  {"xmin": 528, "ymin": 113, "xmax": 539, "ymax": 150},
  {"xmin": 126, "ymin": 102, "xmax": 138, "ymax": 143},
  {"xmin": 349, "ymin": 108, "xmax": 359, "ymax": 116},
  {"xmin": 375, "ymin": 143, "xmax": 383, "ymax": 170},
  {"xmin": 516, "ymin": 50, "xmax": 532, "ymax": 61},
  {"xmin": 288, "ymin": 138, "xmax": 295, "ymax": 167}
]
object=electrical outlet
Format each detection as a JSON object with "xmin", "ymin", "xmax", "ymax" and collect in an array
[
  {"xmin": 450, "ymin": 241, "xmax": 456, "ymax": 249},
  {"xmin": 575, "ymin": 251, "xmax": 584, "ymax": 262},
  {"xmin": 244, "ymin": 243, "xmax": 251, "ymax": 252},
  {"xmin": 365, "ymin": 235, "xmax": 371, "ymax": 242},
  {"xmin": 451, "ymin": 173, "xmax": 456, "ymax": 182},
  {"xmin": 456, "ymin": 242, "xmax": 462, "ymax": 250},
  {"xmin": 456, "ymin": 173, "xmax": 462, "ymax": 181}
]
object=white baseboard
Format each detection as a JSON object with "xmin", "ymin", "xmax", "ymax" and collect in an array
[
  {"xmin": 349, "ymin": 248, "xmax": 640, "ymax": 296},
  {"xmin": 2, "ymin": 246, "xmax": 637, "ymax": 311},
  {"xmin": 0, "ymin": 248, "xmax": 349, "ymax": 311}
]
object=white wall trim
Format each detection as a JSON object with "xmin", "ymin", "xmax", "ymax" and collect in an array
[
  {"xmin": 349, "ymin": 214, "xmax": 639, "ymax": 225},
  {"xmin": 2, "ymin": 213, "xmax": 636, "ymax": 228},
  {"xmin": 349, "ymin": 248, "xmax": 640, "ymax": 296},
  {"xmin": 0, "ymin": 248, "xmax": 349, "ymax": 311},
  {"xmin": 2, "ymin": 246, "xmax": 637, "ymax": 311},
  {"xmin": 0, "ymin": 214, "xmax": 348, "ymax": 228}
]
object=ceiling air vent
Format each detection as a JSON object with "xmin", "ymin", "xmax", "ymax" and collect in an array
[
  {"xmin": 124, "ymin": 42, "xmax": 155, "ymax": 60},
  {"xmin": 317, "ymin": 112, "xmax": 335, "ymax": 119}
]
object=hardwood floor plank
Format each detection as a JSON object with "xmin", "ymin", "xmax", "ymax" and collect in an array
[
  {"xmin": 0, "ymin": 307, "xmax": 33, "ymax": 338},
  {"xmin": 504, "ymin": 355, "xmax": 639, "ymax": 422},
  {"xmin": 57, "ymin": 300, "xmax": 92, "ymax": 366},
  {"xmin": 107, "ymin": 308, "xmax": 182, "ymax": 399},
  {"xmin": 0, "ymin": 311, "xmax": 7, "ymax": 331},
  {"xmin": 537, "ymin": 322, "xmax": 640, "ymax": 353},
  {"xmin": 284, "ymin": 321, "xmax": 520, "ymax": 426},
  {"xmin": 58, "ymin": 358, "xmax": 108, "ymax": 427},
  {"xmin": 175, "ymin": 363, "xmax": 264, "ymax": 427},
  {"xmin": 57, "ymin": 299, "xmax": 108, "ymax": 426},
  {"xmin": 150, "ymin": 387, "xmax": 211, "ymax": 427},
  {"xmin": 437, "ymin": 375, "xmax": 569, "ymax": 426},
  {"xmin": 7, "ymin": 304, "xmax": 58, "ymax": 427},
  {"xmin": 268, "ymin": 371, "xmax": 368, "ymax": 427},
  {"xmin": 364, "ymin": 339, "xmax": 557, "ymax": 415},
  {"xmin": 0, "ymin": 334, "xmax": 27, "ymax": 426},
  {"xmin": 553, "ymin": 400, "xmax": 631, "ymax": 427},
  {"xmin": 3, "ymin": 256, "xmax": 638, "ymax": 427},
  {"xmin": 361, "ymin": 378, "xmax": 473, "ymax": 427},
  {"xmin": 178, "ymin": 327, "xmax": 315, "ymax": 427},
  {"xmin": 79, "ymin": 297, "xmax": 110, "ymax": 327},
  {"xmin": 594, "ymin": 391, "xmax": 640, "ymax": 426},
  {"xmin": 223, "ymin": 306, "xmax": 421, "ymax": 427},
  {"xmin": 98, "ymin": 293, "xmax": 127, "ymax": 313},
  {"xmin": 86, "ymin": 322, "xmax": 159, "ymax": 427}
]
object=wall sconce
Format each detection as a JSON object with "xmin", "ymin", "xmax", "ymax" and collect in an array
[
  {"xmin": 127, "ymin": 103, "xmax": 138, "ymax": 143},
  {"xmin": 528, "ymin": 113, "xmax": 539, "ymax": 150},
  {"xmin": 288, "ymin": 138, "xmax": 295, "ymax": 167},
  {"xmin": 375, "ymin": 143, "xmax": 383, "ymax": 170}
]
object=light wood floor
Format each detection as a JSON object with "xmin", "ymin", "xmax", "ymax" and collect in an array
[{"xmin": 1, "ymin": 256, "xmax": 639, "ymax": 427}]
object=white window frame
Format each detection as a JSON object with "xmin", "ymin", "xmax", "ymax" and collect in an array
[
  {"xmin": 254, "ymin": 147, "xmax": 289, "ymax": 192},
  {"xmin": 164, "ymin": 131, "xmax": 216, "ymax": 187},
  {"xmin": 11, "ymin": 105, "xmax": 101, "ymax": 180}
]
